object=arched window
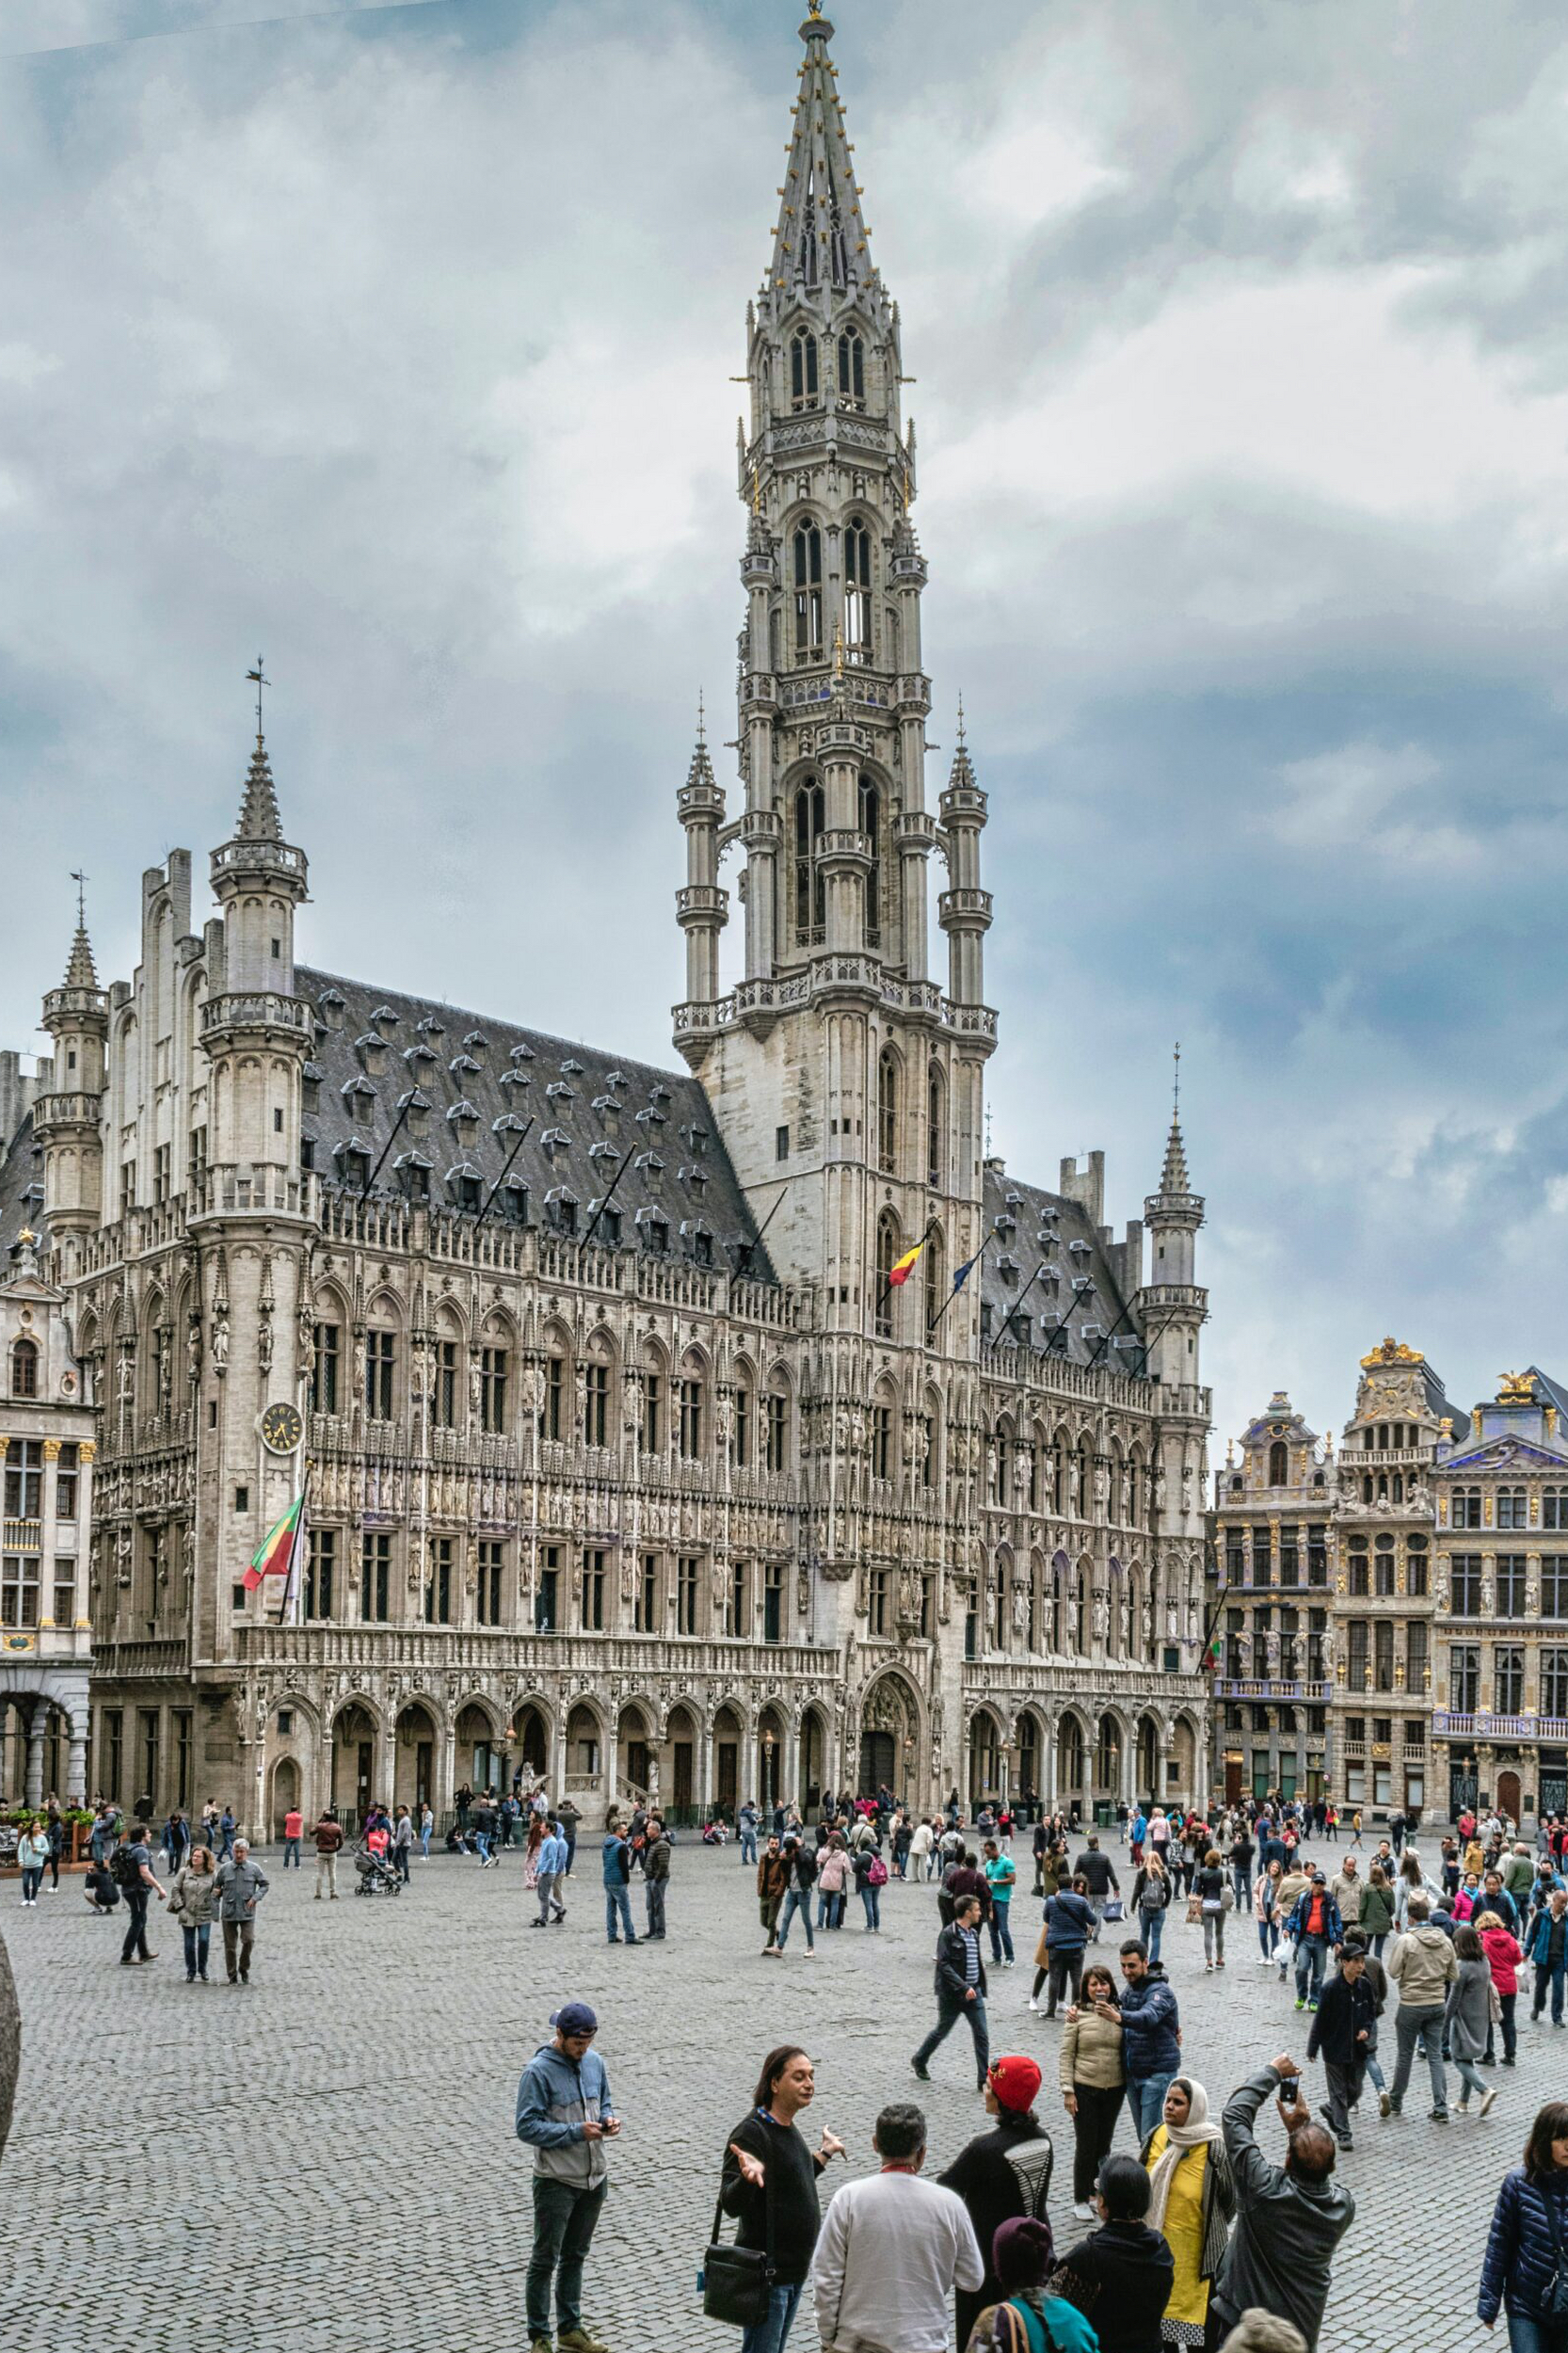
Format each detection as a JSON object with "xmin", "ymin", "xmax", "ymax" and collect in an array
[
  {"xmin": 843, "ymin": 515, "xmax": 872, "ymax": 663},
  {"xmin": 789, "ymin": 329, "xmax": 818, "ymax": 409},
  {"xmin": 1269, "ymin": 1439, "xmax": 1288, "ymax": 1486},
  {"xmin": 923, "ymin": 1226, "xmax": 945, "ymax": 1337},
  {"xmin": 792, "ymin": 777, "xmax": 825, "ymax": 944},
  {"xmin": 927, "ymin": 1063, "xmax": 946, "ymax": 1191},
  {"xmin": 838, "ymin": 326, "xmax": 865, "ymax": 407},
  {"xmin": 875, "ymin": 1211, "xmax": 901, "ymax": 1339},
  {"xmin": 9, "ymin": 1338, "xmax": 38, "ymax": 1400},
  {"xmin": 859, "ymin": 774, "xmax": 882, "ymax": 944},
  {"xmin": 792, "ymin": 522, "xmax": 823, "ymax": 659},
  {"xmin": 993, "ymin": 1424, "xmax": 1012, "ymax": 1505},
  {"xmin": 877, "ymin": 1047, "xmax": 898, "ymax": 1176}
]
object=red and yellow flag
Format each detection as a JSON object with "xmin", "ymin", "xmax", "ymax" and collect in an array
[
  {"xmin": 887, "ymin": 1241, "xmax": 923, "ymax": 1288},
  {"xmin": 243, "ymin": 1491, "xmax": 305, "ymax": 1592}
]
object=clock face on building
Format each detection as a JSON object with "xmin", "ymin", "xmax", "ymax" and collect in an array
[{"xmin": 261, "ymin": 1401, "xmax": 304, "ymax": 1455}]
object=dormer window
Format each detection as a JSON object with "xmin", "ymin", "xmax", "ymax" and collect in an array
[
  {"xmin": 372, "ymin": 1005, "xmax": 399, "ymax": 1031},
  {"xmin": 499, "ymin": 1068, "xmax": 532, "ymax": 1096},
  {"xmin": 1069, "ymin": 1239, "xmax": 1092, "ymax": 1259},
  {"xmin": 342, "ymin": 1076, "xmax": 376, "ymax": 1126},
  {"xmin": 355, "ymin": 1033, "xmax": 388, "ymax": 1077},
  {"xmin": 403, "ymin": 1043, "xmax": 437, "ymax": 1071},
  {"xmin": 994, "ymin": 1212, "xmax": 1016, "ymax": 1241},
  {"xmin": 399, "ymin": 1089, "xmax": 431, "ymax": 1140},
  {"xmin": 318, "ymin": 986, "xmax": 347, "ymax": 1028},
  {"xmin": 588, "ymin": 1140, "xmax": 617, "ymax": 1163},
  {"xmin": 633, "ymin": 1148, "xmax": 664, "ymax": 1176},
  {"xmin": 540, "ymin": 1128, "xmax": 571, "ymax": 1160},
  {"xmin": 560, "ymin": 1058, "xmax": 585, "ymax": 1078},
  {"xmin": 636, "ymin": 1206, "xmax": 668, "ymax": 1253},
  {"xmin": 635, "ymin": 1103, "xmax": 667, "ymax": 1129},
  {"xmin": 997, "ymin": 1254, "xmax": 1020, "ymax": 1285},
  {"xmin": 604, "ymin": 1069, "xmax": 626, "ymax": 1092},
  {"xmin": 449, "ymin": 1053, "xmax": 481, "ymax": 1080},
  {"xmin": 545, "ymin": 1186, "xmax": 577, "ymax": 1237},
  {"xmin": 302, "ymin": 1062, "xmax": 322, "ymax": 1113},
  {"xmin": 678, "ymin": 1163, "xmax": 710, "ymax": 1192},
  {"xmin": 463, "ymin": 1030, "xmax": 488, "ymax": 1058},
  {"xmin": 590, "ymin": 1203, "xmax": 622, "ymax": 1245},
  {"xmin": 394, "ymin": 1147, "xmax": 433, "ymax": 1199},
  {"xmin": 334, "ymin": 1136, "xmax": 374, "ymax": 1175},
  {"xmin": 446, "ymin": 1163, "xmax": 482, "ymax": 1213},
  {"xmin": 592, "ymin": 1094, "xmax": 619, "ymax": 1122},
  {"xmin": 447, "ymin": 1100, "xmax": 480, "ymax": 1145},
  {"xmin": 546, "ymin": 1080, "xmax": 575, "ymax": 1104},
  {"xmin": 789, "ymin": 328, "xmax": 818, "ymax": 409},
  {"xmin": 1071, "ymin": 1274, "xmax": 1094, "ymax": 1297},
  {"xmin": 838, "ymin": 325, "xmax": 865, "ymax": 408},
  {"xmin": 509, "ymin": 1040, "xmax": 535, "ymax": 1064},
  {"xmin": 416, "ymin": 1014, "xmax": 445, "ymax": 1038},
  {"xmin": 500, "ymin": 1176, "xmax": 528, "ymax": 1224}
]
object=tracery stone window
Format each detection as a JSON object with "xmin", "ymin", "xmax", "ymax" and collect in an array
[
  {"xmin": 838, "ymin": 325, "xmax": 865, "ymax": 408},
  {"xmin": 927, "ymin": 1063, "xmax": 946, "ymax": 1191},
  {"xmin": 876, "ymin": 1046, "xmax": 898, "ymax": 1176},
  {"xmin": 790, "ymin": 328, "xmax": 818, "ymax": 408},
  {"xmin": 792, "ymin": 523, "xmax": 823, "ymax": 658},
  {"xmin": 874, "ymin": 1210, "xmax": 901, "ymax": 1339},
  {"xmin": 793, "ymin": 777, "xmax": 825, "ymax": 944},
  {"xmin": 844, "ymin": 517, "xmax": 872, "ymax": 663},
  {"xmin": 858, "ymin": 774, "xmax": 882, "ymax": 943}
]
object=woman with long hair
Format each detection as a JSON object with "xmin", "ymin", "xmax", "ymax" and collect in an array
[
  {"xmin": 1478, "ymin": 2098, "xmax": 1568, "ymax": 2348},
  {"xmin": 522, "ymin": 1810, "xmax": 544, "ymax": 1892},
  {"xmin": 719, "ymin": 2045, "xmax": 844, "ymax": 2353},
  {"xmin": 1253, "ymin": 1856, "xmax": 1284, "ymax": 1962},
  {"xmin": 1193, "ymin": 1849, "xmax": 1228, "ymax": 1972},
  {"xmin": 1140, "ymin": 2075, "xmax": 1235, "ymax": 2347},
  {"xmin": 1059, "ymin": 1961, "xmax": 1125, "ymax": 2223},
  {"xmin": 1132, "ymin": 1846, "xmax": 1173, "ymax": 1964},
  {"xmin": 16, "ymin": 1819, "xmax": 47, "ymax": 1907},
  {"xmin": 1448, "ymin": 1922, "xmax": 1499, "ymax": 2117},
  {"xmin": 168, "ymin": 1839, "xmax": 218, "ymax": 1982}
]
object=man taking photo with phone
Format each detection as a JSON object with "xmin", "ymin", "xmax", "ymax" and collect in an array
[{"xmin": 1209, "ymin": 2055, "xmax": 1356, "ymax": 2353}]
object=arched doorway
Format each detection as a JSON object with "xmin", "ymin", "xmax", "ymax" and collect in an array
[
  {"xmin": 1095, "ymin": 1713, "xmax": 1123, "ymax": 1816},
  {"xmin": 394, "ymin": 1703, "xmax": 438, "ymax": 1813},
  {"xmin": 1497, "ymin": 1768, "xmax": 1523, "ymax": 1827},
  {"xmin": 712, "ymin": 1705, "xmax": 744, "ymax": 1819},
  {"xmin": 617, "ymin": 1705, "xmax": 652, "ymax": 1804},
  {"xmin": 799, "ymin": 1707, "xmax": 826, "ymax": 1814},
  {"xmin": 663, "ymin": 1704, "xmax": 698, "ymax": 1821},
  {"xmin": 456, "ymin": 1703, "xmax": 499, "ymax": 1800},
  {"xmin": 1016, "ymin": 1713, "xmax": 1041, "ymax": 1816},
  {"xmin": 858, "ymin": 1672, "xmax": 919, "ymax": 1801},
  {"xmin": 968, "ymin": 1710, "xmax": 1001, "ymax": 1812},
  {"xmin": 268, "ymin": 1755, "xmax": 300, "ymax": 1841},
  {"xmin": 513, "ymin": 1703, "xmax": 550, "ymax": 1786},
  {"xmin": 1172, "ymin": 1716, "xmax": 1197, "ymax": 1806},
  {"xmin": 565, "ymin": 1702, "xmax": 602, "ymax": 1803},
  {"xmin": 332, "ymin": 1704, "xmax": 376, "ymax": 1830}
]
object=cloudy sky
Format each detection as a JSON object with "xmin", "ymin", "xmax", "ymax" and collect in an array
[{"xmin": 4, "ymin": 0, "xmax": 1567, "ymax": 1450}]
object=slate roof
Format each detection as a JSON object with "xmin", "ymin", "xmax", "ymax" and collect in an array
[
  {"xmin": 0, "ymin": 1112, "xmax": 44, "ymax": 1258},
  {"xmin": 297, "ymin": 967, "xmax": 775, "ymax": 1279},
  {"xmin": 979, "ymin": 1165, "xmax": 1145, "ymax": 1373}
]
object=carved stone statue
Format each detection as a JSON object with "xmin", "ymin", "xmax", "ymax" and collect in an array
[
  {"xmin": 258, "ymin": 1315, "xmax": 273, "ymax": 1374},
  {"xmin": 1094, "ymin": 1460, "xmax": 1109, "ymax": 1507},
  {"xmin": 1012, "ymin": 1582, "xmax": 1027, "ymax": 1633},
  {"xmin": 1092, "ymin": 1591, "xmax": 1109, "ymax": 1641},
  {"xmin": 211, "ymin": 1316, "xmax": 230, "ymax": 1375}
]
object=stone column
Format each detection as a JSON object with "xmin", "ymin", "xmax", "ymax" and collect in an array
[
  {"xmin": 24, "ymin": 1703, "xmax": 47, "ymax": 1808},
  {"xmin": 40, "ymin": 1441, "xmax": 60, "ymax": 1624},
  {"xmin": 66, "ymin": 1712, "xmax": 88, "ymax": 1804},
  {"xmin": 75, "ymin": 1444, "xmax": 95, "ymax": 1628},
  {"xmin": 1043, "ymin": 1719, "xmax": 1058, "ymax": 1814},
  {"xmin": 319, "ymin": 1732, "xmax": 335, "ymax": 1824}
]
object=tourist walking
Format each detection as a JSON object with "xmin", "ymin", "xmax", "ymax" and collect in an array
[
  {"xmin": 1193, "ymin": 1849, "xmax": 1229, "ymax": 1973},
  {"xmin": 738, "ymin": 1800, "xmax": 759, "ymax": 1865},
  {"xmin": 533, "ymin": 1817, "xmax": 568, "ymax": 1929},
  {"xmin": 718, "ymin": 2043, "xmax": 843, "ymax": 2353},
  {"xmin": 1476, "ymin": 2096, "xmax": 1568, "ymax": 2346},
  {"xmin": 1528, "ymin": 1886, "xmax": 1568, "ymax": 2027},
  {"xmin": 281, "ymin": 1806, "xmax": 302, "ymax": 1868},
  {"xmin": 1041, "ymin": 1875, "xmax": 1096, "ymax": 2017},
  {"xmin": 161, "ymin": 1810, "xmax": 191, "ymax": 1879},
  {"xmin": 816, "ymin": 1835, "xmax": 848, "ymax": 1929},
  {"xmin": 811, "ymin": 2101, "xmax": 984, "ymax": 2353},
  {"xmin": 1386, "ymin": 1894, "xmax": 1459, "ymax": 2119},
  {"xmin": 392, "ymin": 1804, "xmax": 414, "ymax": 1882},
  {"xmin": 1357, "ymin": 1865, "xmax": 1394, "ymax": 1958},
  {"xmin": 516, "ymin": 2001, "xmax": 619, "ymax": 2353},
  {"xmin": 1286, "ymin": 1874, "xmax": 1341, "ymax": 2012},
  {"xmin": 214, "ymin": 1837, "xmax": 268, "ymax": 1984},
  {"xmin": 774, "ymin": 1833, "xmax": 816, "ymax": 1954},
  {"xmin": 913, "ymin": 1895, "xmax": 991, "ymax": 2089},
  {"xmin": 1209, "ymin": 2060, "xmax": 1354, "ymax": 2353},
  {"xmin": 1132, "ymin": 1849, "xmax": 1174, "ymax": 1965},
  {"xmin": 113, "ymin": 1822, "xmax": 167, "ymax": 1965},
  {"xmin": 757, "ymin": 1833, "xmax": 788, "ymax": 1956},
  {"xmin": 1447, "ymin": 1922, "xmax": 1499, "ymax": 2118},
  {"xmin": 312, "ymin": 1807, "xmax": 344, "ymax": 1899},
  {"xmin": 1061, "ymin": 1961, "xmax": 1126, "ymax": 2221},
  {"xmin": 1118, "ymin": 1941, "xmax": 1181, "ymax": 2142},
  {"xmin": 643, "ymin": 1816, "xmax": 670, "ymax": 1940},
  {"xmin": 1074, "ymin": 1836, "xmax": 1121, "ymax": 1940},
  {"xmin": 16, "ymin": 1821, "xmax": 47, "ymax": 1907},
  {"xmin": 1140, "ymin": 2075, "xmax": 1235, "ymax": 2347},
  {"xmin": 1304, "ymin": 1944, "xmax": 1374, "ymax": 2148},
  {"xmin": 168, "ymin": 1841, "xmax": 217, "ymax": 1982},
  {"xmin": 1480, "ymin": 1909, "xmax": 1526, "ymax": 2066},
  {"xmin": 938, "ymin": 2055, "xmax": 1055, "ymax": 2348},
  {"xmin": 1048, "ymin": 2153, "xmax": 1175, "ymax": 2353},
  {"xmin": 984, "ymin": 1839, "xmax": 1016, "ymax": 1967}
]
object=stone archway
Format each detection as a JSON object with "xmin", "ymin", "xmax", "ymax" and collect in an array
[
  {"xmin": 512, "ymin": 1702, "xmax": 550, "ymax": 1785},
  {"xmin": 331, "ymin": 1703, "xmax": 377, "ymax": 1830},
  {"xmin": 268, "ymin": 1755, "xmax": 300, "ymax": 1842},
  {"xmin": 394, "ymin": 1703, "xmax": 439, "ymax": 1813},
  {"xmin": 968, "ymin": 1707, "xmax": 1003, "ymax": 1812},
  {"xmin": 858, "ymin": 1670, "xmax": 920, "ymax": 1802}
]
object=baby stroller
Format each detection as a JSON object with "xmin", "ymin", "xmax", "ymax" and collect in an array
[{"xmin": 352, "ymin": 1843, "xmax": 403, "ymax": 1897}]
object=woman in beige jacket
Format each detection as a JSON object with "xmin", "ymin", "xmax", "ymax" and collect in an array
[{"xmin": 1058, "ymin": 1959, "xmax": 1126, "ymax": 2220}]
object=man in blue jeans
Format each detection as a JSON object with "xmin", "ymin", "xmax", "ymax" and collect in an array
[
  {"xmin": 516, "ymin": 2001, "xmax": 618, "ymax": 2353},
  {"xmin": 738, "ymin": 1800, "xmax": 760, "ymax": 1865},
  {"xmin": 1115, "ymin": 1939, "xmax": 1180, "ymax": 2140},
  {"xmin": 913, "ymin": 1897, "xmax": 991, "ymax": 2087},
  {"xmin": 1287, "ymin": 1873, "xmax": 1342, "ymax": 2011},
  {"xmin": 602, "ymin": 1822, "xmax": 637, "ymax": 1945},
  {"xmin": 775, "ymin": 1835, "xmax": 817, "ymax": 1954}
]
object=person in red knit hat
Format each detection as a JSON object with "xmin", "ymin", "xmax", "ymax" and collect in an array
[{"xmin": 938, "ymin": 2054, "xmax": 1056, "ymax": 2348}]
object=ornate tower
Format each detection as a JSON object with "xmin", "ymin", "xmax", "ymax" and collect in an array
[
  {"xmin": 1139, "ymin": 1075, "xmax": 1210, "ymax": 1647},
  {"xmin": 35, "ymin": 890, "xmax": 109, "ymax": 1271},
  {"xmin": 675, "ymin": 7, "xmax": 995, "ymax": 1356}
]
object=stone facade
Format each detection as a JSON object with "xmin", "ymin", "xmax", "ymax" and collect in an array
[
  {"xmin": 1211, "ymin": 1337, "xmax": 1449, "ymax": 1819},
  {"xmin": 0, "ymin": 1227, "xmax": 96, "ymax": 1805},
  {"xmin": 0, "ymin": 10, "xmax": 1212, "ymax": 1837},
  {"xmin": 1432, "ymin": 1368, "xmax": 1568, "ymax": 1826}
]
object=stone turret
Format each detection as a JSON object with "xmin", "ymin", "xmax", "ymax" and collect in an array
[{"xmin": 35, "ymin": 892, "xmax": 110, "ymax": 1261}]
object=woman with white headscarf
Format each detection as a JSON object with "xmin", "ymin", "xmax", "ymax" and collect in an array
[{"xmin": 1140, "ymin": 2075, "xmax": 1236, "ymax": 2347}]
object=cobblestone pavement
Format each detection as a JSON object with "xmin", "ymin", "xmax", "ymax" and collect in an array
[{"xmin": 0, "ymin": 1837, "xmax": 1547, "ymax": 2352}]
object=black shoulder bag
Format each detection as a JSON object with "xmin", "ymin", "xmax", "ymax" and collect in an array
[{"xmin": 700, "ymin": 2150, "xmax": 776, "ymax": 2329}]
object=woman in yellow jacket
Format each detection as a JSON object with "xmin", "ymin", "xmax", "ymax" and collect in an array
[{"xmin": 1139, "ymin": 2076, "xmax": 1235, "ymax": 2347}]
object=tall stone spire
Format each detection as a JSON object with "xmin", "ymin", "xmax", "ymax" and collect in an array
[
  {"xmin": 235, "ymin": 737, "xmax": 282, "ymax": 844},
  {"xmin": 63, "ymin": 873, "xmax": 99, "ymax": 990},
  {"xmin": 1159, "ymin": 1044, "xmax": 1191, "ymax": 1193},
  {"xmin": 769, "ymin": 10, "xmax": 874, "ymax": 296}
]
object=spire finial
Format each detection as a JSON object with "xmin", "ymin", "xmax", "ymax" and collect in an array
[
  {"xmin": 832, "ymin": 616, "xmax": 844, "ymax": 680},
  {"xmin": 1173, "ymin": 1040, "xmax": 1181, "ymax": 1121},
  {"xmin": 696, "ymin": 688, "xmax": 707, "ymax": 747},
  {"xmin": 72, "ymin": 869, "xmax": 88, "ymax": 930},
  {"xmin": 956, "ymin": 693, "xmax": 967, "ymax": 747},
  {"xmin": 63, "ymin": 871, "xmax": 99, "ymax": 989},
  {"xmin": 245, "ymin": 655, "xmax": 268, "ymax": 745}
]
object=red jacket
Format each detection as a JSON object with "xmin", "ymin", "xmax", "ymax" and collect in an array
[{"xmin": 1480, "ymin": 1924, "xmax": 1524, "ymax": 1996}]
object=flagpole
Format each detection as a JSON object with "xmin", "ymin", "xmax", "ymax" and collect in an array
[
  {"xmin": 872, "ymin": 1214, "xmax": 942, "ymax": 1324},
  {"xmin": 926, "ymin": 1225, "xmax": 996, "ymax": 1337}
]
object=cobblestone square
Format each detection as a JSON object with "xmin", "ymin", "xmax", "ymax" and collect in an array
[{"xmin": 1, "ymin": 1837, "xmax": 1544, "ymax": 2353}]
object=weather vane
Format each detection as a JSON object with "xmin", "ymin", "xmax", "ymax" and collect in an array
[
  {"xmin": 246, "ymin": 656, "xmax": 269, "ymax": 740},
  {"xmin": 696, "ymin": 688, "xmax": 706, "ymax": 746},
  {"xmin": 1173, "ymin": 1041, "xmax": 1181, "ymax": 1119},
  {"xmin": 70, "ymin": 869, "xmax": 88, "ymax": 928}
]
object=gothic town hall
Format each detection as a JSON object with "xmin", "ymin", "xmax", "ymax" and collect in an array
[{"xmin": 0, "ymin": 11, "xmax": 1212, "ymax": 1835}]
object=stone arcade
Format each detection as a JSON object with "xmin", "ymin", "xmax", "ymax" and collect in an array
[{"xmin": 0, "ymin": 11, "xmax": 1211, "ymax": 1835}]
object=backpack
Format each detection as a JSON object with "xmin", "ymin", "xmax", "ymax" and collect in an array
[
  {"xmin": 111, "ymin": 1845, "xmax": 141, "ymax": 1890},
  {"xmin": 866, "ymin": 1855, "xmax": 888, "ymax": 1887}
]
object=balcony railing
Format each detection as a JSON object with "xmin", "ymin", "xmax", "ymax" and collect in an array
[{"xmin": 2, "ymin": 1519, "xmax": 40, "ymax": 1553}]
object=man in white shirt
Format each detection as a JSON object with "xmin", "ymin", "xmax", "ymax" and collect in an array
[{"xmin": 809, "ymin": 2101, "xmax": 983, "ymax": 2352}]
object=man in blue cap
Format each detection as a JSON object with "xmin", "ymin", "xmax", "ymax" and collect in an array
[{"xmin": 516, "ymin": 2001, "xmax": 619, "ymax": 2353}]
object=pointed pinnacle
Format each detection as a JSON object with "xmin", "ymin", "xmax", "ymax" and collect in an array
[
  {"xmin": 235, "ymin": 737, "xmax": 283, "ymax": 843},
  {"xmin": 64, "ymin": 918, "xmax": 98, "ymax": 990}
]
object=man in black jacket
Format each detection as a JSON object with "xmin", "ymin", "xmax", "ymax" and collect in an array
[
  {"xmin": 938, "ymin": 2052, "xmax": 1054, "ymax": 2350},
  {"xmin": 1048, "ymin": 2153, "xmax": 1173, "ymax": 2353},
  {"xmin": 1073, "ymin": 1836, "xmax": 1121, "ymax": 1939},
  {"xmin": 913, "ymin": 1896, "xmax": 990, "ymax": 2089},
  {"xmin": 720, "ymin": 2044, "xmax": 844, "ymax": 2344},
  {"xmin": 1304, "ymin": 1948, "xmax": 1374, "ymax": 2148},
  {"xmin": 1209, "ymin": 2059, "xmax": 1355, "ymax": 2352}
]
